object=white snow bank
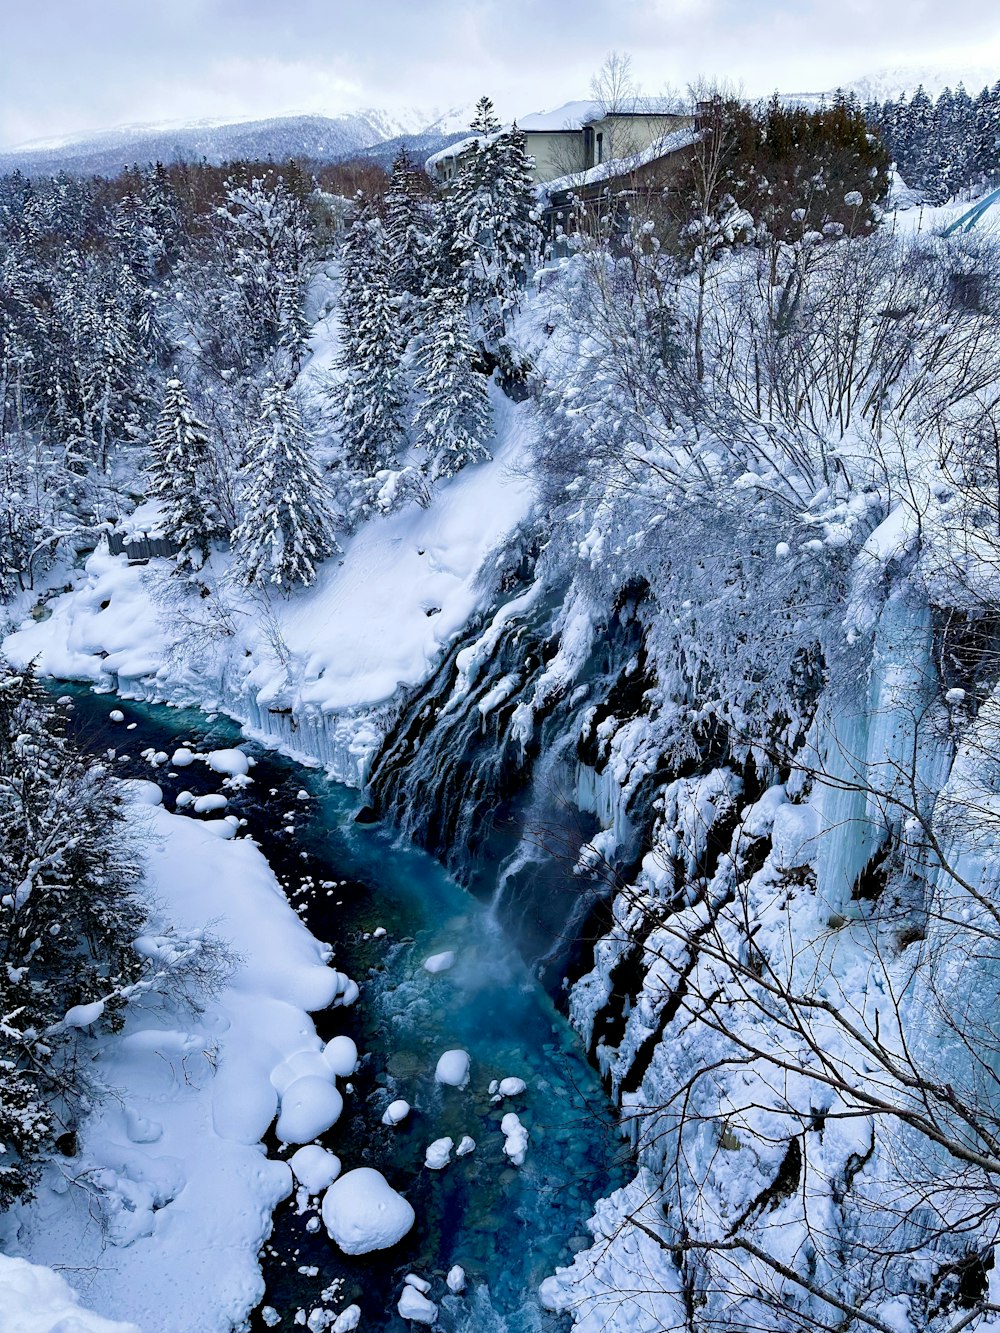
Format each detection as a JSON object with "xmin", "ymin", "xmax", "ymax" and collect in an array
[
  {"xmin": 435, "ymin": 1049, "xmax": 471, "ymax": 1088},
  {"xmin": 0, "ymin": 1254, "xmax": 140, "ymax": 1333},
  {"xmin": 322, "ymin": 1168, "xmax": 415, "ymax": 1255},
  {"xmin": 290, "ymin": 1145, "xmax": 342, "ymax": 1193},
  {"xmin": 1, "ymin": 802, "xmax": 340, "ymax": 1332}
]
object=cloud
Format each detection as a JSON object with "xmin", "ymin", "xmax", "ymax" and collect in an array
[{"xmin": 1, "ymin": 0, "xmax": 998, "ymax": 148}]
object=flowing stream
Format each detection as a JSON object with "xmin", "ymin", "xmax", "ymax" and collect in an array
[{"xmin": 59, "ymin": 684, "xmax": 630, "ymax": 1332}]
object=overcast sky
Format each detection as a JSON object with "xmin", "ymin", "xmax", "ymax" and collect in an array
[{"xmin": 2, "ymin": 0, "xmax": 999, "ymax": 148}]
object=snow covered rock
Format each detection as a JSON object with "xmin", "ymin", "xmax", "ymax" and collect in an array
[
  {"xmin": 497, "ymin": 1076, "xmax": 526, "ymax": 1098},
  {"xmin": 424, "ymin": 1136, "xmax": 453, "ymax": 1169},
  {"xmin": 193, "ymin": 792, "xmax": 228, "ymax": 813},
  {"xmin": 290, "ymin": 1145, "xmax": 342, "ymax": 1193},
  {"xmin": 206, "ymin": 747, "xmax": 251, "ymax": 777},
  {"xmin": 322, "ymin": 1168, "xmax": 415, "ymax": 1255},
  {"xmin": 109, "ymin": 709, "xmax": 125, "ymax": 723},
  {"xmin": 322, "ymin": 1035, "xmax": 359, "ymax": 1077},
  {"xmin": 501, "ymin": 1112, "xmax": 529, "ymax": 1166},
  {"xmin": 404, "ymin": 1274, "xmax": 431, "ymax": 1293},
  {"xmin": 276, "ymin": 1076, "xmax": 344, "ymax": 1144},
  {"xmin": 397, "ymin": 1285, "xmax": 437, "ymax": 1324},
  {"xmin": 171, "ymin": 747, "xmax": 195, "ymax": 766},
  {"xmin": 446, "ymin": 1264, "xmax": 466, "ymax": 1294},
  {"xmin": 382, "ymin": 1099, "xmax": 410, "ymax": 1126},
  {"xmin": 271, "ymin": 1049, "xmax": 334, "ymax": 1094},
  {"xmin": 332, "ymin": 1307, "xmax": 361, "ymax": 1332},
  {"xmin": 455, "ymin": 1135, "xmax": 476, "ymax": 1157},
  {"xmin": 129, "ymin": 780, "xmax": 163, "ymax": 806},
  {"xmin": 423, "ymin": 950, "xmax": 455, "ymax": 974},
  {"xmin": 435, "ymin": 1049, "xmax": 470, "ymax": 1088}
]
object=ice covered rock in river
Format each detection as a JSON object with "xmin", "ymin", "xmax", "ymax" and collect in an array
[
  {"xmin": 501, "ymin": 1112, "xmax": 529, "ymax": 1166},
  {"xmin": 382, "ymin": 1098, "xmax": 410, "ymax": 1126},
  {"xmin": 290, "ymin": 1145, "xmax": 341, "ymax": 1193},
  {"xmin": 424, "ymin": 1136, "xmax": 453, "ymax": 1169},
  {"xmin": 435, "ymin": 1048, "xmax": 470, "ymax": 1088},
  {"xmin": 397, "ymin": 1285, "xmax": 437, "ymax": 1324},
  {"xmin": 423, "ymin": 950, "xmax": 455, "ymax": 973},
  {"xmin": 322, "ymin": 1168, "xmax": 415, "ymax": 1255},
  {"xmin": 447, "ymin": 1264, "xmax": 466, "ymax": 1293}
]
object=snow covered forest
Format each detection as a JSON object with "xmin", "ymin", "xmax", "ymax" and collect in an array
[{"xmin": 4, "ymin": 63, "xmax": 1000, "ymax": 1333}]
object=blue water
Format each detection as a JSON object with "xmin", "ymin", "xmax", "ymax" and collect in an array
[{"xmin": 59, "ymin": 686, "xmax": 630, "ymax": 1332}]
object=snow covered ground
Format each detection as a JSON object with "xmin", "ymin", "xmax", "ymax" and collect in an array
[
  {"xmin": 4, "ymin": 382, "xmax": 534, "ymax": 786},
  {"xmin": 0, "ymin": 782, "xmax": 350, "ymax": 1332}
]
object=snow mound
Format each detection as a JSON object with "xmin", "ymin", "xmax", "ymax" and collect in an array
[
  {"xmin": 398, "ymin": 1285, "xmax": 437, "ymax": 1324},
  {"xmin": 424, "ymin": 1136, "xmax": 454, "ymax": 1169},
  {"xmin": 290, "ymin": 1145, "xmax": 341, "ymax": 1193},
  {"xmin": 382, "ymin": 1098, "xmax": 410, "ymax": 1126},
  {"xmin": 423, "ymin": 950, "xmax": 455, "ymax": 974},
  {"xmin": 322, "ymin": 1168, "xmax": 415, "ymax": 1255},
  {"xmin": 276, "ymin": 1075, "xmax": 344, "ymax": 1144},
  {"xmin": 455, "ymin": 1135, "xmax": 476, "ymax": 1157},
  {"xmin": 0, "ymin": 1254, "xmax": 140, "ymax": 1332},
  {"xmin": 322, "ymin": 1035, "xmax": 359, "ymax": 1077},
  {"xmin": 332, "ymin": 1306, "xmax": 361, "ymax": 1332},
  {"xmin": 206, "ymin": 747, "xmax": 251, "ymax": 777},
  {"xmin": 501, "ymin": 1112, "xmax": 529, "ymax": 1166},
  {"xmin": 497, "ymin": 1076, "xmax": 526, "ymax": 1098},
  {"xmin": 435, "ymin": 1049, "xmax": 470, "ymax": 1088},
  {"xmin": 447, "ymin": 1264, "xmax": 466, "ymax": 1294}
]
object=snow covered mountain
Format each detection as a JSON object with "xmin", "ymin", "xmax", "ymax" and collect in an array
[
  {"xmin": 0, "ymin": 106, "xmax": 475, "ymax": 178},
  {"xmin": 784, "ymin": 63, "xmax": 999, "ymax": 107}
]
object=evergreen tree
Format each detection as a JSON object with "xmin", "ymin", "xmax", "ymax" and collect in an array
[
  {"xmin": 448, "ymin": 100, "xmax": 540, "ymax": 348},
  {"xmin": 412, "ymin": 287, "xmax": 493, "ymax": 479},
  {"xmin": 0, "ymin": 662, "xmax": 144, "ymax": 1204},
  {"xmin": 335, "ymin": 211, "xmax": 407, "ymax": 473},
  {"xmin": 384, "ymin": 149, "xmax": 436, "ymax": 314},
  {"xmin": 231, "ymin": 379, "xmax": 340, "ymax": 591},
  {"xmin": 147, "ymin": 376, "xmax": 223, "ymax": 572}
]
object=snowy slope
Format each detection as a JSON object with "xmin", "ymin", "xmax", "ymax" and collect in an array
[{"xmin": 0, "ymin": 788, "xmax": 346, "ymax": 1332}]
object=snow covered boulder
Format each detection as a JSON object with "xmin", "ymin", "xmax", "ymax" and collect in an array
[
  {"xmin": 382, "ymin": 1098, "xmax": 410, "ymax": 1126},
  {"xmin": 455, "ymin": 1135, "xmax": 476, "ymax": 1157},
  {"xmin": 322, "ymin": 1034, "xmax": 359, "ymax": 1077},
  {"xmin": 497, "ymin": 1076, "xmax": 526, "ymax": 1098},
  {"xmin": 206, "ymin": 747, "xmax": 251, "ymax": 777},
  {"xmin": 322, "ymin": 1167, "xmax": 415, "ymax": 1255},
  {"xmin": 447, "ymin": 1264, "xmax": 466, "ymax": 1294},
  {"xmin": 423, "ymin": 950, "xmax": 455, "ymax": 974},
  {"xmin": 501, "ymin": 1112, "xmax": 529, "ymax": 1166},
  {"xmin": 435, "ymin": 1049, "xmax": 470, "ymax": 1088},
  {"xmin": 290, "ymin": 1144, "xmax": 342, "ymax": 1193},
  {"xmin": 398, "ymin": 1285, "xmax": 437, "ymax": 1325},
  {"xmin": 109, "ymin": 709, "xmax": 125, "ymax": 723},
  {"xmin": 332, "ymin": 1307, "xmax": 361, "ymax": 1332},
  {"xmin": 276, "ymin": 1075, "xmax": 344, "ymax": 1144},
  {"xmin": 424, "ymin": 1136, "xmax": 453, "ymax": 1169}
]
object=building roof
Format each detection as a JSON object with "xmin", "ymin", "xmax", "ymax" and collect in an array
[
  {"xmin": 425, "ymin": 96, "xmax": 689, "ymax": 172},
  {"xmin": 538, "ymin": 127, "xmax": 701, "ymax": 201}
]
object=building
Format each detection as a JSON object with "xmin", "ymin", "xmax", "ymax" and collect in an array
[{"xmin": 426, "ymin": 98, "xmax": 695, "ymax": 187}]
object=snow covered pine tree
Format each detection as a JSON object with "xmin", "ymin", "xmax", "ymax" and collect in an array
[
  {"xmin": 413, "ymin": 286, "xmax": 493, "ymax": 479},
  {"xmin": 231, "ymin": 378, "xmax": 340, "ymax": 592},
  {"xmin": 147, "ymin": 375, "xmax": 223, "ymax": 572},
  {"xmin": 0, "ymin": 663, "xmax": 144, "ymax": 1205}
]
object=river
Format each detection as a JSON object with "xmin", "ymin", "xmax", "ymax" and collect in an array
[{"xmin": 59, "ymin": 684, "xmax": 630, "ymax": 1332}]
